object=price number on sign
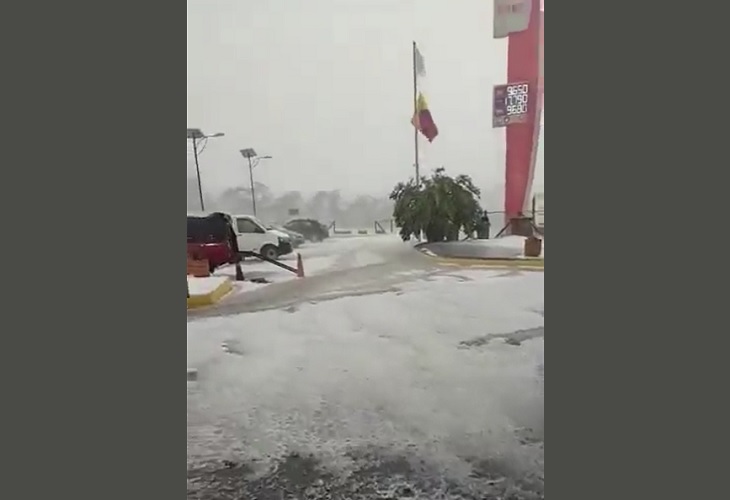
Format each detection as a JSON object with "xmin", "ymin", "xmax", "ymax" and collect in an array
[
  {"xmin": 493, "ymin": 81, "xmax": 530, "ymax": 128},
  {"xmin": 505, "ymin": 83, "xmax": 529, "ymax": 116}
]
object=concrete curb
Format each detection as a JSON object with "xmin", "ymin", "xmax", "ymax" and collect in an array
[
  {"xmin": 436, "ymin": 258, "xmax": 544, "ymax": 271},
  {"xmin": 415, "ymin": 245, "xmax": 545, "ymax": 271},
  {"xmin": 187, "ymin": 279, "xmax": 233, "ymax": 309}
]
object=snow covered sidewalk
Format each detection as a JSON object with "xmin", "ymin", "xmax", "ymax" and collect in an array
[
  {"xmin": 419, "ymin": 235, "xmax": 544, "ymax": 260},
  {"xmin": 187, "ymin": 276, "xmax": 233, "ymax": 308},
  {"xmin": 188, "ymin": 276, "xmax": 229, "ymax": 296}
]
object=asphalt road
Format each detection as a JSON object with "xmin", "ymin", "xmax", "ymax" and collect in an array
[
  {"xmin": 187, "ymin": 235, "xmax": 544, "ymax": 499},
  {"xmin": 188, "ymin": 235, "xmax": 435, "ymax": 320}
]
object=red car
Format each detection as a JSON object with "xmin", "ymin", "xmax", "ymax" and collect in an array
[{"xmin": 187, "ymin": 213, "xmax": 238, "ymax": 272}]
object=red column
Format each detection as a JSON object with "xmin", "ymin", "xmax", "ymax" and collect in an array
[{"xmin": 504, "ymin": 0, "xmax": 542, "ymax": 219}]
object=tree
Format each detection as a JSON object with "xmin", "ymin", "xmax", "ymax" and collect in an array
[{"xmin": 389, "ymin": 168, "xmax": 482, "ymax": 242}]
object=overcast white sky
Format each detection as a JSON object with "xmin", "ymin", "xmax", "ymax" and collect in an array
[{"xmin": 187, "ymin": 0, "xmax": 544, "ymax": 202}]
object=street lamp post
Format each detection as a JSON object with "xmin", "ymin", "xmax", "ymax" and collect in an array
[
  {"xmin": 187, "ymin": 128, "xmax": 225, "ymax": 211},
  {"xmin": 239, "ymin": 148, "xmax": 272, "ymax": 216}
]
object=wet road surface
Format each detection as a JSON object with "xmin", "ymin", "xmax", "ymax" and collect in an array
[
  {"xmin": 189, "ymin": 235, "xmax": 435, "ymax": 320},
  {"xmin": 187, "ymin": 236, "xmax": 544, "ymax": 499}
]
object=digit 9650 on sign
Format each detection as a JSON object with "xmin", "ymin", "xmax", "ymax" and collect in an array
[
  {"xmin": 492, "ymin": 82, "xmax": 530, "ymax": 128},
  {"xmin": 506, "ymin": 83, "xmax": 529, "ymax": 116}
]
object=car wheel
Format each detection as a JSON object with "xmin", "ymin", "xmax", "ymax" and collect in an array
[{"xmin": 261, "ymin": 244, "xmax": 279, "ymax": 261}]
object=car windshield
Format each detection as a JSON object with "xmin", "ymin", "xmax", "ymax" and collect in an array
[
  {"xmin": 236, "ymin": 216, "xmax": 266, "ymax": 232},
  {"xmin": 247, "ymin": 215, "xmax": 266, "ymax": 228}
]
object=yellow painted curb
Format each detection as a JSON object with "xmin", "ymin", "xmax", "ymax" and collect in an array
[
  {"xmin": 434, "ymin": 257, "xmax": 544, "ymax": 271},
  {"xmin": 187, "ymin": 279, "xmax": 233, "ymax": 309}
]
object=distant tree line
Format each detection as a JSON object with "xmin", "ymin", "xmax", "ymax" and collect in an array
[
  {"xmin": 187, "ymin": 178, "xmax": 394, "ymax": 228},
  {"xmin": 187, "ymin": 169, "xmax": 506, "ymax": 237}
]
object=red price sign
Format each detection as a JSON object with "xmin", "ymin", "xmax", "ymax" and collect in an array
[{"xmin": 493, "ymin": 82, "xmax": 530, "ymax": 128}]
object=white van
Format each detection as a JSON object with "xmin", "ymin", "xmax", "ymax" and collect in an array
[
  {"xmin": 188, "ymin": 211, "xmax": 292, "ymax": 260},
  {"xmin": 229, "ymin": 213, "xmax": 292, "ymax": 260}
]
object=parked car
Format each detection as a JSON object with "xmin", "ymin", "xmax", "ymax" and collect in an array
[
  {"xmin": 267, "ymin": 225, "xmax": 305, "ymax": 248},
  {"xmin": 284, "ymin": 218, "xmax": 329, "ymax": 242},
  {"xmin": 226, "ymin": 213, "xmax": 293, "ymax": 260},
  {"xmin": 265, "ymin": 226, "xmax": 293, "ymax": 243},
  {"xmin": 263, "ymin": 226, "xmax": 297, "ymax": 253},
  {"xmin": 186, "ymin": 213, "xmax": 237, "ymax": 272}
]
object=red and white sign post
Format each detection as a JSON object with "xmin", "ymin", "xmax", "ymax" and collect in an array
[{"xmin": 493, "ymin": 0, "xmax": 544, "ymax": 236}]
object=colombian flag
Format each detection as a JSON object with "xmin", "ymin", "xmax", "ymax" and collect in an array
[{"xmin": 411, "ymin": 92, "xmax": 439, "ymax": 143}]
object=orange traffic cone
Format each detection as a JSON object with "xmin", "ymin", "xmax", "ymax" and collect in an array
[{"xmin": 296, "ymin": 253, "xmax": 305, "ymax": 278}]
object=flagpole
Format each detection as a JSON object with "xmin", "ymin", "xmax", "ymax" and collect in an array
[{"xmin": 412, "ymin": 41, "xmax": 420, "ymax": 187}]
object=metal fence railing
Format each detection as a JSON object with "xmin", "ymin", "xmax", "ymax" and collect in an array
[{"xmin": 324, "ymin": 210, "xmax": 545, "ymax": 238}]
